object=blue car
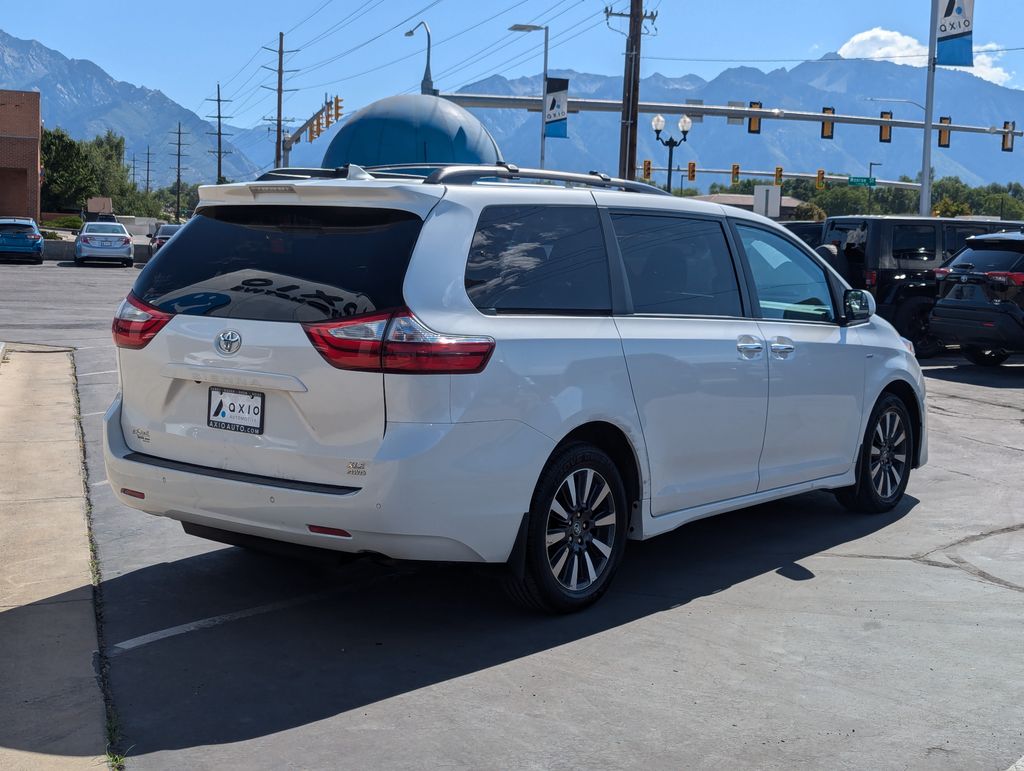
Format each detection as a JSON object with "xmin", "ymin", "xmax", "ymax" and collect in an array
[{"xmin": 0, "ymin": 217, "xmax": 44, "ymax": 264}]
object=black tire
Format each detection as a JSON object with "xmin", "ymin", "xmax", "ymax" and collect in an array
[
  {"xmin": 123, "ymin": 259, "xmax": 133, "ymax": 268},
  {"xmin": 505, "ymin": 442, "xmax": 629, "ymax": 613},
  {"xmin": 894, "ymin": 297, "xmax": 942, "ymax": 359},
  {"xmin": 835, "ymin": 393, "xmax": 914, "ymax": 514},
  {"xmin": 962, "ymin": 346, "xmax": 1010, "ymax": 367}
]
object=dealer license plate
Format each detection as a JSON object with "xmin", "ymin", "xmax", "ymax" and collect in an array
[{"xmin": 208, "ymin": 387, "xmax": 264, "ymax": 434}]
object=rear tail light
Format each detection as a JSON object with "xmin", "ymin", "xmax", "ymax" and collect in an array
[
  {"xmin": 985, "ymin": 271, "xmax": 1024, "ymax": 286},
  {"xmin": 27, "ymin": 233, "xmax": 42, "ymax": 241},
  {"xmin": 864, "ymin": 270, "xmax": 877, "ymax": 287},
  {"xmin": 112, "ymin": 293, "xmax": 173, "ymax": 349},
  {"xmin": 81, "ymin": 236, "xmax": 92, "ymax": 245},
  {"xmin": 122, "ymin": 236, "xmax": 132, "ymax": 246},
  {"xmin": 933, "ymin": 268, "xmax": 951, "ymax": 278},
  {"xmin": 303, "ymin": 309, "xmax": 495, "ymax": 374}
]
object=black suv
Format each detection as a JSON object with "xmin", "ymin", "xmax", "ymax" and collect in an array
[
  {"xmin": 822, "ymin": 216, "xmax": 1024, "ymax": 356},
  {"xmin": 929, "ymin": 232, "xmax": 1024, "ymax": 366},
  {"xmin": 781, "ymin": 220, "xmax": 825, "ymax": 248}
]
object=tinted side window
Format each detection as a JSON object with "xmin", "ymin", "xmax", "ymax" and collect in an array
[
  {"xmin": 134, "ymin": 205, "xmax": 422, "ymax": 322},
  {"xmin": 736, "ymin": 224, "xmax": 835, "ymax": 323},
  {"xmin": 892, "ymin": 224, "xmax": 938, "ymax": 263},
  {"xmin": 610, "ymin": 213, "xmax": 742, "ymax": 316},
  {"xmin": 944, "ymin": 226, "xmax": 986, "ymax": 255},
  {"xmin": 465, "ymin": 205, "xmax": 610, "ymax": 314}
]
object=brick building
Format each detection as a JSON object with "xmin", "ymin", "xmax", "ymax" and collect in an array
[{"xmin": 0, "ymin": 89, "xmax": 42, "ymax": 221}]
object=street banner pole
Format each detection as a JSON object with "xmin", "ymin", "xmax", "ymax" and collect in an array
[{"xmin": 920, "ymin": 0, "xmax": 940, "ymax": 216}]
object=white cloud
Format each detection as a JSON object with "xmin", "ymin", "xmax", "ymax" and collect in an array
[{"xmin": 837, "ymin": 27, "xmax": 1014, "ymax": 86}]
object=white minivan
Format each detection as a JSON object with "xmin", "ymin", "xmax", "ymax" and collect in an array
[{"xmin": 104, "ymin": 163, "xmax": 927, "ymax": 612}]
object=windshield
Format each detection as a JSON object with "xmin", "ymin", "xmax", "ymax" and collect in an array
[
  {"xmin": 949, "ymin": 244, "xmax": 1024, "ymax": 272},
  {"xmin": 85, "ymin": 224, "xmax": 127, "ymax": 235},
  {"xmin": 133, "ymin": 205, "xmax": 423, "ymax": 322},
  {"xmin": 0, "ymin": 223, "xmax": 35, "ymax": 234},
  {"xmin": 156, "ymin": 225, "xmax": 180, "ymax": 237}
]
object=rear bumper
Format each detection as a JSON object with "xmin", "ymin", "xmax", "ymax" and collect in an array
[
  {"xmin": 929, "ymin": 305, "xmax": 1024, "ymax": 350},
  {"xmin": 103, "ymin": 394, "xmax": 553, "ymax": 563},
  {"xmin": 76, "ymin": 245, "xmax": 133, "ymax": 260},
  {"xmin": 0, "ymin": 246, "xmax": 43, "ymax": 258}
]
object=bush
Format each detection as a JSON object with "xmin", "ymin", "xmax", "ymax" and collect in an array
[
  {"xmin": 40, "ymin": 230, "xmax": 63, "ymax": 240},
  {"xmin": 41, "ymin": 215, "xmax": 82, "ymax": 229}
]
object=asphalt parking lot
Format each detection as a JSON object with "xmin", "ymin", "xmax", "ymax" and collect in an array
[{"xmin": 0, "ymin": 260, "xmax": 1022, "ymax": 770}]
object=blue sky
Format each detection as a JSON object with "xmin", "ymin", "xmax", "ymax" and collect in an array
[{"xmin": 4, "ymin": 0, "xmax": 1023, "ymax": 135}]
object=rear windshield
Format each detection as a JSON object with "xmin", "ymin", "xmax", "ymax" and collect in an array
[
  {"xmin": 0, "ymin": 223, "xmax": 34, "ymax": 234},
  {"xmin": 85, "ymin": 224, "xmax": 127, "ymax": 234},
  {"xmin": 949, "ymin": 244, "xmax": 1024, "ymax": 273},
  {"xmin": 133, "ymin": 205, "xmax": 422, "ymax": 322},
  {"xmin": 823, "ymin": 220, "xmax": 867, "ymax": 265},
  {"xmin": 156, "ymin": 225, "xmax": 180, "ymax": 236}
]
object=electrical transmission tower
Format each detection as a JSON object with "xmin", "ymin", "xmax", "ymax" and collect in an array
[
  {"xmin": 143, "ymin": 145, "xmax": 154, "ymax": 194},
  {"xmin": 169, "ymin": 123, "xmax": 190, "ymax": 223}
]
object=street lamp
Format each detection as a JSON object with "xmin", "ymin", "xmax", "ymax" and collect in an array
[
  {"xmin": 868, "ymin": 161, "xmax": 882, "ymax": 214},
  {"xmin": 651, "ymin": 114, "xmax": 692, "ymax": 193},
  {"xmin": 405, "ymin": 21, "xmax": 435, "ymax": 96},
  {"xmin": 509, "ymin": 23, "xmax": 549, "ymax": 168}
]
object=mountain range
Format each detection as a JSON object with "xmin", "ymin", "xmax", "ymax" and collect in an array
[{"xmin": 2, "ymin": 27, "xmax": 1022, "ymax": 190}]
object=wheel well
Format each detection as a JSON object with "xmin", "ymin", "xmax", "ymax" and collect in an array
[
  {"xmin": 881, "ymin": 380, "xmax": 923, "ymax": 468},
  {"xmin": 555, "ymin": 422, "xmax": 642, "ymax": 513}
]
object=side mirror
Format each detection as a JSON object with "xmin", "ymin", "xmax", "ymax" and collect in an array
[
  {"xmin": 71, "ymin": 230, "xmax": 79, "ymax": 236},
  {"xmin": 146, "ymin": 233, "xmax": 153, "ymax": 238},
  {"xmin": 844, "ymin": 288, "xmax": 875, "ymax": 322}
]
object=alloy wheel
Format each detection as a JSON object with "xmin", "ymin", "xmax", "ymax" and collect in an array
[
  {"xmin": 870, "ymin": 408, "xmax": 908, "ymax": 500},
  {"xmin": 545, "ymin": 468, "xmax": 617, "ymax": 592}
]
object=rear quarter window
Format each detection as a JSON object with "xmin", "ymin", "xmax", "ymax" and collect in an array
[
  {"xmin": 464, "ymin": 204, "xmax": 611, "ymax": 314},
  {"xmin": 950, "ymin": 245, "xmax": 1024, "ymax": 272},
  {"xmin": 133, "ymin": 205, "xmax": 423, "ymax": 322}
]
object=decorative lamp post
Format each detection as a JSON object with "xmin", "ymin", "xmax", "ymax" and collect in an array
[{"xmin": 652, "ymin": 114, "xmax": 692, "ymax": 193}]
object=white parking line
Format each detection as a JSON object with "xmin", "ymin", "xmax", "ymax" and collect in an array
[
  {"xmin": 1006, "ymin": 755, "xmax": 1024, "ymax": 771},
  {"xmin": 108, "ymin": 590, "xmax": 336, "ymax": 657},
  {"xmin": 77, "ymin": 370, "xmax": 117, "ymax": 377}
]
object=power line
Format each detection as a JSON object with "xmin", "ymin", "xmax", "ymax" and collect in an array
[
  {"xmin": 286, "ymin": 0, "xmax": 337, "ymax": 35},
  {"xmin": 169, "ymin": 123, "xmax": 191, "ymax": 223},
  {"xmin": 205, "ymin": 83, "xmax": 234, "ymax": 184},
  {"xmin": 298, "ymin": 0, "xmax": 387, "ymax": 49},
  {"xmin": 641, "ymin": 45, "xmax": 1024, "ymax": 65}
]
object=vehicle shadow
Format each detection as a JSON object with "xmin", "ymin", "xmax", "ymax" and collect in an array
[
  {"xmin": 55, "ymin": 260, "xmax": 135, "ymax": 269},
  {"xmin": 921, "ymin": 360, "xmax": 1023, "ymax": 388},
  {"xmin": 0, "ymin": 491, "xmax": 914, "ymax": 759}
]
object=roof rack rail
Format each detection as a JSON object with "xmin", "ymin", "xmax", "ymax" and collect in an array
[{"xmin": 423, "ymin": 163, "xmax": 669, "ymax": 195}]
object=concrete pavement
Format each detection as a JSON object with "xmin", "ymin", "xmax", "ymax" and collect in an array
[{"xmin": 0, "ymin": 343, "xmax": 106, "ymax": 769}]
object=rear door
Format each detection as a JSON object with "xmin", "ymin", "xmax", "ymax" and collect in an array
[
  {"xmin": 0, "ymin": 221, "xmax": 36, "ymax": 250},
  {"xmin": 120, "ymin": 200, "xmax": 433, "ymax": 485},
  {"xmin": 732, "ymin": 222, "xmax": 865, "ymax": 491},
  {"xmin": 609, "ymin": 210, "xmax": 769, "ymax": 514}
]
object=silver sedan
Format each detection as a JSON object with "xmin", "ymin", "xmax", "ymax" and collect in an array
[{"xmin": 74, "ymin": 222, "xmax": 134, "ymax": 266}]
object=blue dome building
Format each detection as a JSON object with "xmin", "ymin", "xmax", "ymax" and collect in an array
[{"xmin": 322, "ymin": 94, "xmax": 502, "ymax": 169}]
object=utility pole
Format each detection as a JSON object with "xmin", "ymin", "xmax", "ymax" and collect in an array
[
  {"xmin": 919, "ymin": 1, "xmax": 939, "ymax": 216},
  {"xmin": 261, "ymin": 33, "xmax": 298, "ymax": 168},
  {"xmin": 607, "ymin": 2, "xmax": 657, "ymax": 180},
  {"xmin": 170, "ymin": 122, "xmax": 190, "ymax": 224},
  {"xmin": 205, "ymin": 82, "xmax": 233, "ymax": 184},
  {"xmin": 131, "ymin": 153, "xmax": 137, "ymax": 188},
  {"xmin": 143, "ymin": 145, "xmax": 153, "ymax": 194}
]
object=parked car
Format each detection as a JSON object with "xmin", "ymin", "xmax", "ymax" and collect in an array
[
  {"xmin": 104, "ymin": 164, "xmax": 928, "ymax": 613},
  {"xmin": 821, "ymin": 215, "xmax": 1024, "ymax": 357},
  {"xmin": 0, "ymin": 217, "xmax": 44, "ymax": 264},
  {"xmin": 782, "ymin": 220, "xmax": 825, "ymax": 248},
  {"xmin": 929, "ymin": 231, "xmax": 1024, "ymax": 366},
  {"xmin": 146, "ymin": 224, "xmax": 181, "ymax": 258},
  {"xmin": 74, "ymin": 222, "xmax": 134, "ymax": 267}
]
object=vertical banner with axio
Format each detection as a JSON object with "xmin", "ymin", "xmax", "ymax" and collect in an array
[
  {"xmin": 544, "ymin": 77, "xmax": 569, "ymax": 139},
  {"xmin": 936, "ymin": 0, "xmax": 974, "ymax": 66}
]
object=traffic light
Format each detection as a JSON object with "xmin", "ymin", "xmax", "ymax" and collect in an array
[
  {"xmin": 642, "ymin": 159, "xmax": 652, "ymax": 179},
  {"xmin": 937, "ymin": 116, "xmax": 951, "ymax": 148},
  {"xmin": 731, "ymin": 164, "xmax": 740, "ymax": 185},
  {"xmin": 774, "ymin": 166, "xmax": 783, "ymax": 186},
  {"xmin": 821, "ymin": 106, "xmax": 835, "ymax": 140},
  {"xmin": 313, "ymin": 111, "xmax": 323, "ymax": 139},
  {"xmin": 307, "ymin": 125, "xmax": 314, "ymax": 143},
  {"xmin": 816, "ymin": 168, "xmax": 826, "ymax": 190},
  {"xmin": 687, "ymin": 161, "xmax": 696, "ymax": 182},
  {"xmin": 1002, "ymin": 120, "xmax": 1015, "ymax": 152},
  {"xmin": 324, "ymin": 104, "xmax": 333, "ymax": 129},
  {"xmin": 879, "ymin": 111, "xmax": 893, "ymax": 143},
  {"xmin": 748, "ymin": 101, "xmax": 762, "ymax": 134},
  {"xmin": 334, "ymin": 96, "xmax": 344, "ymax": 121}
]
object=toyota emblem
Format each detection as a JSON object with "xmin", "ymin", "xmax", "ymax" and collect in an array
[{"xmin": 216, "ymin": 329, "xmax": 242, "ymax": 355}]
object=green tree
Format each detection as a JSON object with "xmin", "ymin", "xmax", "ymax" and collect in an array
[
  {"xmin": 932, "ymin": 196, "xmax": 972, "ymax": 218},
  {"xmin": 41, "ymin": 128, "xmax": 97, "ymax": 211},
  {"xmin": 976, "ymin": 193, "xmax": 1024, "ymax": 220},
  {"xmin": 811, "ymin": 186, "xmax": 870, "ymax": 216},
  {"xmin": 792, "ymin": 201, "xmax": 826, "ymax": 221}
]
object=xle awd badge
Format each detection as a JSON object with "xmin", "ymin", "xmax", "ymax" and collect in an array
[
  {"xmin": 216, "ymin": 329, "xmax": 242, "ymax": 355},
  {"xmin": 347, "ymin": 462, "xmax": 367, "ymax": 477}
]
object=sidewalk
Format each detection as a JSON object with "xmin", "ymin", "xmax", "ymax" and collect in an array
[{"xmin": 0, "ymin": 344, "xmax": 106, "ymax": 769}]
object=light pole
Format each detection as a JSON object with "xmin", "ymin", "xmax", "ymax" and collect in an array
[
  {"xmin": 868, "ymin": 161, "xmax": 882, "ymax": 214},
  {"xmin": 651, "ymin": 114, "xmax": 692, "ymax": 193},
  {"xmin": 405, "ymin": 21, "xmax": 434, "ymax": 96},
  {"xmin": 510, "ymin": 23, "xmax": 549, "ymax": 168},
  {"xmin": 864, "ymin": 96, "xmax": 931, "ymax": 215}
]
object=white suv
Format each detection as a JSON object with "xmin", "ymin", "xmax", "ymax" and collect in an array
[{"xmin": 104, "ymin": 163, "xmax": 927, "ymax": 612}]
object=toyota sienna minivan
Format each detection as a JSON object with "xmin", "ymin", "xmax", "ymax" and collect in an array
[{"xmin": 104, "ymin": 163, "xmax": 927, "ymax": 612}]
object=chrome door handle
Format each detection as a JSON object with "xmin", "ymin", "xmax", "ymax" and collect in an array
[
  {"xmin": 737, "ymin": 336, "xmax": 764, "ymax": 359},
  {"xmin": 770, "ymin": 340, "xmax": 795, "ymax": 359}
]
